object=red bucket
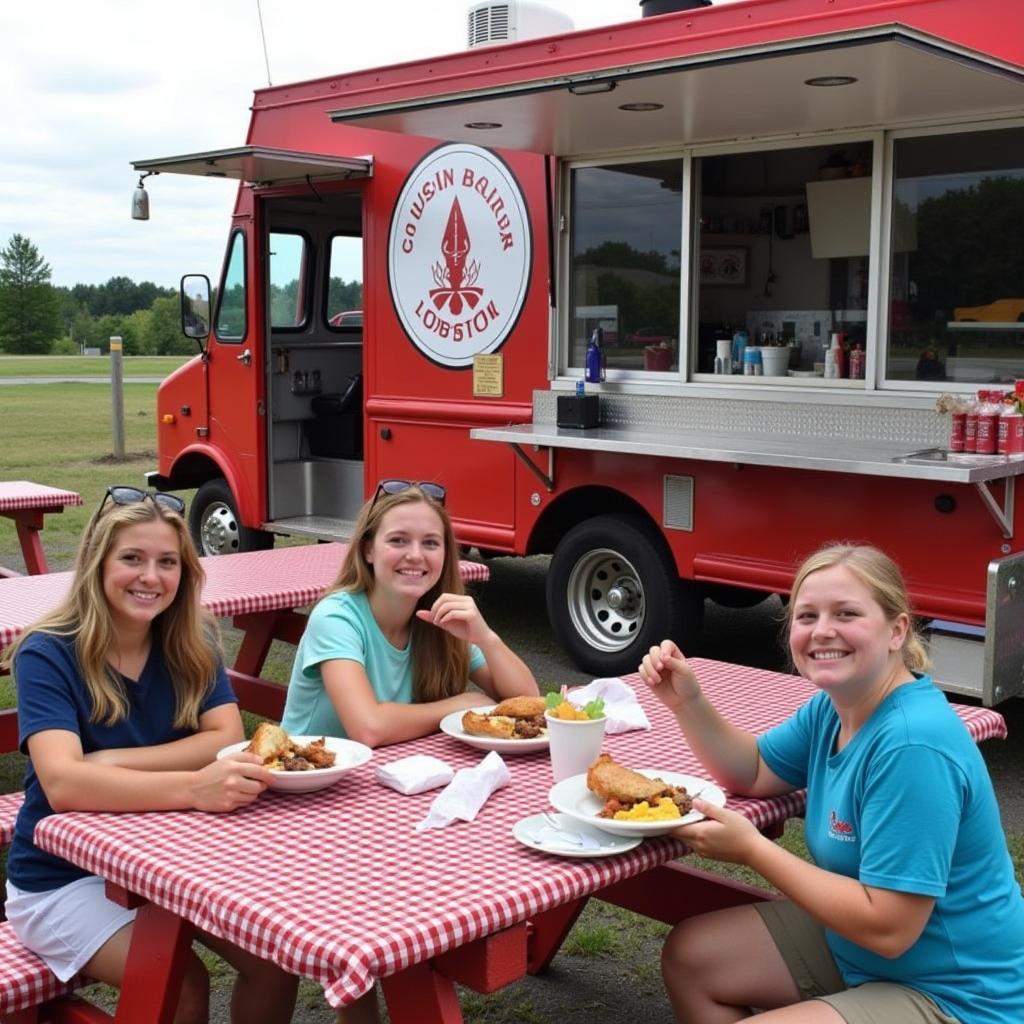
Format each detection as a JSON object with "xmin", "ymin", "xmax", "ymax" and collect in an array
[{"xmin": 644, "ymin": 345, "xmax": 672, "ymax": 371}]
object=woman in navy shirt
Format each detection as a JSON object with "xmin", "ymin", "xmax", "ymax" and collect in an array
[
  {"xmin": 3, "ymin": 487, "xmax": 298, "ymax": 1024},
  {"xmin": 639, "ymin": 544, "xmax": 1024, "ymax": 1024}
]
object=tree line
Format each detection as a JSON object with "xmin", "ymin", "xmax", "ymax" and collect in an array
[
  {"xmin": 0, "ymin": 234, "xmax": 186, "ymax": 356},
  {"xmin": 0, "ymin": 234, "xmax": 364, "ymax": 356}
]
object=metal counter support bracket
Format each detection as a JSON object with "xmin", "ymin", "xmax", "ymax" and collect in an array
[
  {"xmin": 975, "ymin": 477, "xmax": 1014, "ymax": 539},
  {"xmin": 510, "ymin": 444, "xmax": 555, "ymax": 492}
]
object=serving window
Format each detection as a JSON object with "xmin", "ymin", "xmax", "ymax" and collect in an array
[
  {"xmin": 692, "ymin": 140, "xmax": 874, "ymax": 381},
  {"xmin": 567, "ymin": 159, "xmax": 683, "ymax": 375},
  {"xmin": 885, "ymin": 125, "xmax": 1024, "ymax": 387}
]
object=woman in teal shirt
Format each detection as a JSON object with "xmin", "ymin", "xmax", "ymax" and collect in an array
[
  {"xmin": 282, "ymin": 480, "xmax": 538, "ymax": 748},
  {"xmin": 639, "ymin": 544, "xmax": 1024, "ymax": 1024}
]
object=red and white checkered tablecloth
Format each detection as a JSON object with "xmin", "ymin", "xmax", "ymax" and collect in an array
[
  {"xmin": 0, "ymin": 482, "xmax": 83, "ymax": 513},
  {"xmin": 0, "ymin": 543, "xmax": 490, "ymax": 648},
  {"xmin": 34, "ymin": 663, "xmax": 1006, "ymax": 1010}
]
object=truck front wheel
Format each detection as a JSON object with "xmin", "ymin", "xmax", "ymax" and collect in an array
[
  {"xmin": 546, "ymin": 514, "xmax": 703, "ymax": 676},
  {"xmin": 189, "ymin": 479, "xmax": 273, "ymax": 556}
]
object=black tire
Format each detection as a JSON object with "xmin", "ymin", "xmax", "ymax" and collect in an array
[
  {"xmin": 188, "ymin": 479, "xmax": 273, "ymax": 556},
  {"xmin": 705, "ymin": 583, "xmax": 772, "ymax": 610},
  {"xmin": 546, "ymin": 514, "xmax": 703, "ymax": 676}
]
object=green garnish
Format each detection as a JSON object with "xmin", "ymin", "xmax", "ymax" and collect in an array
[
  {"xmin": 584, "ymin": 698, "xmax": 605, "ymax": 720},
  {"xmin": 545, "ymin": 691, "xmax": 562, "ymax": 709}
]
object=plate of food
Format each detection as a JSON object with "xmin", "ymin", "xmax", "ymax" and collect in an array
[
  {"xmin": 512, "ymin": 811, "xmax": 642, "ymax": 858},
  {"xmin": 439, "ymin": 696, "xmax": 548, "ymax": 754},
  {"xmin": 218, "ymin": 723, "xmax": 372, "ymax": 793},
  {"xmin": 548, "ymin": 753, "xmax": 725, "ymax": 837}
]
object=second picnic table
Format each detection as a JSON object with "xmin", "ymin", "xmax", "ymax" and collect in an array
[{"xmin": 0, "ymin": 481, "xmax": 83, "ymax": 577}]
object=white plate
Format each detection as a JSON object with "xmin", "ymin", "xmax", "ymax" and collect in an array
[
  {"xmin": 548, "ymin": 770, "xmax": 725, "ymax": 837},
  {"xmin": 512, "ymin": 812, "xmax": 642, "ymax": 858},
  {"xmin": 218, "ymin": 735, "xmax": 372, "ymax": 793},
  {"xmin": 439, "ymin": 707, "xmax": 548, "ymax": 755}
]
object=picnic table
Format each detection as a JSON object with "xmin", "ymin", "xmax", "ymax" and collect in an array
[
  {"xmin": 32, "ymin": 660, "xmax": 1006, "ymax": 1023},
  {"xmin": 0, "ymin": 481, "xmax": 82, "ymax": 577}
]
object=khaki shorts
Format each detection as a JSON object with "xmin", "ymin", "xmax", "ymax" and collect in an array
[{"xmin": 754, "ymin": 901, "xmax": 959, "ymax": 1024}]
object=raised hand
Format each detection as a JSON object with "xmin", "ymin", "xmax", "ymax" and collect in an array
[
  {"xmin": 416, "ymin": 593, "xmax": 491, "ymax": 646},
  {"xmin": 637, "ymin": 640, "xmax": 702, "ymax": 710}
]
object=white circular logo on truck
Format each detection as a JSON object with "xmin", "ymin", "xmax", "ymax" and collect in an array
[{"xmin": 388, "ymin": 143, "xmax": 531, "ymax": 368}]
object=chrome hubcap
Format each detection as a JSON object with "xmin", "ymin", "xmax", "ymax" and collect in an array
[
  {"xmin": 565, "ymin": 548, "xmax": 645, "ymax": 653},
  {"xmin": 200, "ymin": 502, "xmax": 240, "ymax": 555}
]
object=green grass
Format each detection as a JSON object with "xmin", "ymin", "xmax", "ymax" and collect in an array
[
  {"xmin": 0, "ymin": 382, "xmax": 176, "ymax": 572},
  {"xmin": 0, "ymin": 355, "xmax": 189, "ymax": 377}
]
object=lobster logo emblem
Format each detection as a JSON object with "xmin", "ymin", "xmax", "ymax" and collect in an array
[
  {"xmin": 829, "ymin": 809, "xmax": 855, "ymax": 838},
  {"xmin": 429, "ymin": 198, "xmax": 483, "ymax": 317}
]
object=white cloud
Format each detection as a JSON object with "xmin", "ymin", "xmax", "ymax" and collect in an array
[{"xmin": 1, "ymin": 0, "xmax": 734, "ymax": 287}]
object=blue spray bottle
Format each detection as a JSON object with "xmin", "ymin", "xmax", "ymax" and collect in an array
[{"xmin": 585, "ymin": 327, "xmax": 606, "ymax": 384}]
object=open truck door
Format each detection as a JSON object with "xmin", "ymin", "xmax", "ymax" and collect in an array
[{"xmin": 134, "ymin": 147, "xmax": 372, "ymax": 554}]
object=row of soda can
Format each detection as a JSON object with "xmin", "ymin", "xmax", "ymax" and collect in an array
[{"xmin": 949, "ymin": 386, "xmax": 1024, "ymax": 455}]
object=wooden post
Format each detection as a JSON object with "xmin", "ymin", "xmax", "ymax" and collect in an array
[{"xmin": 110, "ymin": 336, "xmax": 125, "ymax": 458}]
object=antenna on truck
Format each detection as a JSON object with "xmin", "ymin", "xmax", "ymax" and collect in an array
[{"xmin": 255, "ymin": 0, "xmax": 272, "ymax": 86}]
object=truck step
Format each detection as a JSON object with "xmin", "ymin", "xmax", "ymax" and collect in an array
[{"xmin": 263, "ymin": 516, "xmax": 358, "ymax": 543}]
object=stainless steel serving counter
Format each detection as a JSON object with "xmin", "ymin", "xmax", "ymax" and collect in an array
[
  {"xmin": 471, "ymin": 422, "xmax": 1024, "ymax": 482},
  {"xmin": 470, "ymin": 422, "xmax": 1023, "ymax": 536}
]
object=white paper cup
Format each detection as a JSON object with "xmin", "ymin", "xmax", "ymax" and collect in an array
[{"xmin": 545, "ymin": 709, "xmax": 607, "ymax": 783}]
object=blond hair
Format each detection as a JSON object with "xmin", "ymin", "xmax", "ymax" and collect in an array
[
  {"xmin": 327, "ymin": 486, "xmax": 469, "ymax": 701},
  {"xmin": 3, "ymin": 496, "xmax": 220, "ymax": 728},
  {"xmin": 788, "ymin": 544, "xmax": 930, "ymax": 672}
]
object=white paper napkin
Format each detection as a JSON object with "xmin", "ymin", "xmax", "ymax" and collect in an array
[
  {"xmin": 376, "ymin": 755, "xmax": 454, "ymax": 795},
  {"xmin": 416, "ymin": 750, "xmax": 510, "ymax": 830},
  {"xmin": 567, "ymin": 678, "xmax": 650, "ymax": 734}
]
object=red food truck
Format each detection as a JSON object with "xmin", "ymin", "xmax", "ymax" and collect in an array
[{"xmin": 135, "ymin": 0, "xmax": 1024, "ymax": 702}]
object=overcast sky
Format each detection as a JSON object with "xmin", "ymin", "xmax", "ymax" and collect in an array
[{"xmin": 2, "ymin": 0, "xmax": 749, "ymax": 290}]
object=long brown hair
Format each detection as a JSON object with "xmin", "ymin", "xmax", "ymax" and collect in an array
[
  {"xmin": 788, "ymin": 543, "xmax": 930, "ymax": 672},
  {"xmin": 326, "ymin": 486, "xmax": 469, "ymax": 701},
  {"xmin": 3, "ymin": 496, "xmax": 220, "ymax": 728}
]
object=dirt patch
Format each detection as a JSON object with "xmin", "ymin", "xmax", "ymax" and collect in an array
[{"xmin": 92, "ymin": 450, "xmax": 157, "ymax": 464}]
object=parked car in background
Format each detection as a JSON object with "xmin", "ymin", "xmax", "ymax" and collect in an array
[
  {"xmin": 328, "ymin": 309, "xmax": 363, "ymax": 328},
  {"xmin": 627, "ymin": 326, "xmax": 674, "ymax": 347}
]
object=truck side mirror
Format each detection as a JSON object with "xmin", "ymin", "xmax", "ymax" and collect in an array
[{"xmin": 180, "ymin": 274, "xmax": 211, "ymax": 351}]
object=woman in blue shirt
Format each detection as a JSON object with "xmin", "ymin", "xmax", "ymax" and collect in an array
[
  {"xmin": 639, "ymin": 544, "xmax": 1024, "ymax": 1024},
  {"xmin": 3, "ymin": 487, "xmax": 298, "ymax": 1024}
]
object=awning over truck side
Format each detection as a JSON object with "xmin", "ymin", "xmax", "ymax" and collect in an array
[
  {"xmin": 325, "ymin": 28, "xmax": 1024, "ymax": 155},
  {"xmin": 131, "ymin": 146, "xmax": 372, "ymax": 186}
]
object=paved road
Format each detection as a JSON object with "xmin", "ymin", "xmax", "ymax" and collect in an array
[{"xmin": 0, "ymin": 377, "xmax": 164, "ymax": 385}]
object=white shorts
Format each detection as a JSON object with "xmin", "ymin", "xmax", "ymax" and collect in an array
[{"xmin": 5, "ymin": 876, "xmax": 136, "ymax": 982}]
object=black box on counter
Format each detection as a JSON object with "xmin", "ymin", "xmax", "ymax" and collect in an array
[{"xmin": 557, "ymin": 394, "xmax": 601, "ymax": 429}]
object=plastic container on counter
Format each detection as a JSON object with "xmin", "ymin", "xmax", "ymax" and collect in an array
[
  {"xmin": 949, "ymin": 401, "xmax": 968, "ymax": 453},
  {"xmin": 849, "ymin": 344, "xmax": 865, "ymax": 380},
  {"xmin": 975, "ymin": 390, "xmax": 1001, "ymax": 455},
  {"xmin": 964, "ymin": 393, "xmax": 980, "ymax": 453},
  {"xmin": 998, "ymin": 398, "xmax": 1024, "ymax": 456},
  {"xmin": 743, "ymin": 347, "xmax": 763, "ymax": 375}
]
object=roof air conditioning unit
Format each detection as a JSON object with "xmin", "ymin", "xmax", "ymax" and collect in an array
[{"xmin": 467, "ymin": 1, "xmax": 574, "ymax": 48}]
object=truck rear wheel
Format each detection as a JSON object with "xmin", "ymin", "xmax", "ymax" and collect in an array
[
  {"xmin": 547, "ymin": 514, "xmax": 703, "ymax": 676},
  {"xmin": 189, "ymin": 479, "xmax": 273, "ymax": 556}
]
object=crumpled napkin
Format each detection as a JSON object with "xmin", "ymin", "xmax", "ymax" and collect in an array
[
  {"xmin": 566, "ymin": 678, "xmax": 650, "ymax": 734},
  {"xmin": 376, "ymin": 754, "xmax": 454, "ymax": 795},
  {"xmin": 416, "ymin": 750, "xmax": 510, "ymax": 830}
]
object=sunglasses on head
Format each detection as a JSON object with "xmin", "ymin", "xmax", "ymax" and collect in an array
[
  {"xmin": 100, "ymin": 485, "xmax": 186, "ymax": 516},
  {"xmin": 370, "ymin": 479, "xmax": 446, "ymax": 508}
]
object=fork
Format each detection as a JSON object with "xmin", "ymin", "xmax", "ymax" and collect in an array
[{"xmin": 540, "ymin": 810, "xmax": 607, "ymax": 848}]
